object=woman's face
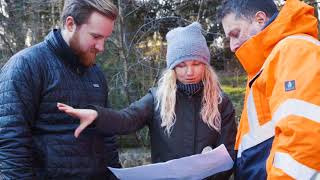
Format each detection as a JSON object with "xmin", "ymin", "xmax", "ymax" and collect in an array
[{"xmin": 174, "ymin": 60, "xmax": 205, "ymax": 84}]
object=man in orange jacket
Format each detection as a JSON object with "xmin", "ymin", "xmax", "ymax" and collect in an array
[{"xmin": 218, "ymin": 0, "xmax": 320, "ymax": 179}]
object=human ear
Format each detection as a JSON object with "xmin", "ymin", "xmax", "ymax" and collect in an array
[
  {"xmin": 64, "ymin": 16, "xmax": 76, "ymax": 32},
  {"xmin": 254, "ymin": 11, "xmax": 268, "ymax": 27}
]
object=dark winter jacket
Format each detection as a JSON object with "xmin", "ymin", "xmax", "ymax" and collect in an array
[
  {"xmin": 0, "ymin": 29, "xmax": 120, "ymax": 180},
  {"xmin": 93, "ymin": 87, "xmax": 237, "ymax": 180}
]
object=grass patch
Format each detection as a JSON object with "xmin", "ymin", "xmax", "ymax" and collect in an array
[
  {"xmin": 219, "ymin": 74, "xmax": 247, "ymax": 122},
  {"xmin": 222, "ymin": 85, "xmax": 246, "ymax": 122},
  {"xmin": 219, "ymin": 75, "xmax": 247, "ymax": 88}
]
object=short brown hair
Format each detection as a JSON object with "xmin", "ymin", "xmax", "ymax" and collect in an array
[{"xmin": 61, "ymin": 0, "xmax": 118, "ymax": 27}]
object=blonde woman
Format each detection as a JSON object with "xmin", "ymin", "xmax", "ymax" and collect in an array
[{"xmin": 58, "ymin": 22, "xmax": 237, "ymax": 179}]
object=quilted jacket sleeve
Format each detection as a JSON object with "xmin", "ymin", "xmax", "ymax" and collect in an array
[
  {"xmin": 0, "ymin": 54, "xmax": 42, "ymax": 179},
  {"xmin": 93, "ymin": 91, "xmax": 154, "ymax": 135}
]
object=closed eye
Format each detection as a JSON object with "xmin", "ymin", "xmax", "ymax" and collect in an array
[
  {"xmin": 176, "ymin": 62, "xmax": 186, "ymax": 68},
  {"xmin": 193, "ymin": 62, "xmax": 202, "ymax": 66},
  {"xmin": 229, "ymin": 29, "xmax": 240, "ymax": 39},
  {"xmin": 91, "ymin": 33, "xmax": 104, "ymax": 39}
]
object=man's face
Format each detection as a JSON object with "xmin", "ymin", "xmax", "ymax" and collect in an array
[
  {"xmin": 69, "ymin": 11, "xmax": 114, "ymax": 67},
  {"xmin": 222, "ymin": 13, "xmax": 262, "ymax": 52}
]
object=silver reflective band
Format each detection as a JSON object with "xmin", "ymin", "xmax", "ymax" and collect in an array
[
  {"xmin": 237, "ymin": 121, "xmax": 274, "ymax": 158},
  {"xmin": 261, "ymin": 35, "xmax": 320, "ymax": 74},
  {"xmin": 238, "ymin": 97, "xmax": 320, "ymax": 158},
  {"xmin": 237, "ymin": 89, "xmax": 274, "ymax": 158},
  {"xmin": 272, "ymin": 99, "xmax": 320, "ymax": 124},
  {"xmin": 286, "ymin": 35, "xmax": 320, "ymax": 46},
  {"xmin": 273, "ymin": 152, "xmax": 320, "ymax": 180},
  {"xmin": 247, "ymin": 88, "xmax": 260, "ymax": 132}
]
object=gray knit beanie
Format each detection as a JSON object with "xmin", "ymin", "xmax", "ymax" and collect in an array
[{"xmin": 166, "ymin": 22, "xmax": 210, "ymax": 69}]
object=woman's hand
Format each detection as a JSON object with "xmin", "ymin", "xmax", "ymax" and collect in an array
[{"xmin": 57, "ymin": 103, "xmax": 98, "ymax": 138}]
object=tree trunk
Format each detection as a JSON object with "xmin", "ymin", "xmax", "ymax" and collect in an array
[{"xmin": 117, "ymin": 0, "xmax": 131, "ymax": 104}]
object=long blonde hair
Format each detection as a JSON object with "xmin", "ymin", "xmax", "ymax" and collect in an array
[{"xmin": 155, "ymin": 65, "xmax": 223, "ymax": 135}]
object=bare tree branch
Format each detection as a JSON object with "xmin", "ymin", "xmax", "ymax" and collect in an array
[
  {"xmin": 197, "ymin": 0, "xmax": 204, "ymax": 22},
  {"xmin": 0, "ymin": 33, "xmax": 14, "ymax": 56}
]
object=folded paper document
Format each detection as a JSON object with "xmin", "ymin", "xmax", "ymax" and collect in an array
[{"xmin": 108, "ymin": 144, "xmax": 234, "ymax": 180}]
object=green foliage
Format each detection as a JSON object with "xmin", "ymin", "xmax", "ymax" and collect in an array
[
  {"xmin": 117, "ymin": 127, "xmax": 150, "ymax": 148},
  {"xmin": 222, "ymin": 85, "xmax": 245, "ymax": 122},
  {"xmin": 220, "ymin": 75, "xmax": 247, "ymax": 122},
  {"xmin": 0, "ymin": 0, "xmax": 63, "ymax": 59},
  {"xmin": 135, "ymin": 127, "xmax": 150, "ymax": 147},
  {"xmin": 219, "ymin": 75, "xmax": 247, "ymax": 87}
]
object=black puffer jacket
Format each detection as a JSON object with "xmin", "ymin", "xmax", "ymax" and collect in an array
[
  {"xmin": 94, "ymin": 87, "xmax": 237, "ymax": 180},
  {"xmin": 0, "ymin": 29, "xmax": 120, "ymax": 180}
]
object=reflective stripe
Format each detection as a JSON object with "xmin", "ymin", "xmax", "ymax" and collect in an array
[
  {"xmin": 237, "ymin": 121, "xmax": 274, "ymax": 158},
  {"xmin": 238, "ymin": 98, "xmax": 320, "ymax": 158},
  {"xmin": 273, "ymin": 152, "xmax": 320, "ymax": 180},
  {"xmin": 238, "ymin": 89, "xmax": 274, "ymax": 158},
  {"xmin": 314, "ymin": 174, "xmax": 320, "ymax": 180},
  {"xmin": 286, "ymin": 35, "xmax": 320, "ymax": 46},
  {"xmin": 247, "ymin": 89, "xmax": 260, "ymax": 132},
  {"xmin": 272, "ymin": 99, "xmax": 320, "ymax": 124},
  {"xmin": 262, "ymin": 34, "xmax": 320, "ymax": 70}
]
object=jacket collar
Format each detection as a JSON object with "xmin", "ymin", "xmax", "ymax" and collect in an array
[
  {"xmin": 262, "ymin": 12, "xmax": 278, "ymax": 30},
  {"xmin": 235, "ymin": 0, "xmax": 318, "ymax": 77},
  {"xmin": 45, "ymin": 29, "xmax": 87, "ymax": 75}
]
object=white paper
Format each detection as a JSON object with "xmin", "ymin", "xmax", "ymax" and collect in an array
[{"xmin": 108, "ymin": 144, "xmax": 234, "ymax": 180}]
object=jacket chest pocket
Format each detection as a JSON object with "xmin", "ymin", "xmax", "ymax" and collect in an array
[{"xmin": 79, "ymin": 81, "xmax": 106, "ymax": 103}]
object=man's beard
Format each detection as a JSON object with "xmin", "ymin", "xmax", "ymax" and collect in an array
[{"xmin": 69, "ymin": 32, "xmax": 97, "ymax": 67}]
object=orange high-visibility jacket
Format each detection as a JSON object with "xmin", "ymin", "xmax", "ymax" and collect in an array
[{"xmin": 235, "ymin": 0, "xmax": 320, "ymax": 179}]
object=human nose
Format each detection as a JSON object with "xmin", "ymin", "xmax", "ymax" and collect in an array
[
  {"xmin": 186, "ymin": 66, "xmax": 194, "ymax": 76},
  {"xmin": 230, "ymin": 39, "xmax": 239, "ymax": 52},
  {"xmin": 95, "ymin": 40, "xmax": 105, "ymax": 52}
]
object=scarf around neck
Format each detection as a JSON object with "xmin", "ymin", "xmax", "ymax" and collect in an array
[{"xmin": 177, "ymin": 81, "xmax": 204, "ymax": 96}]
